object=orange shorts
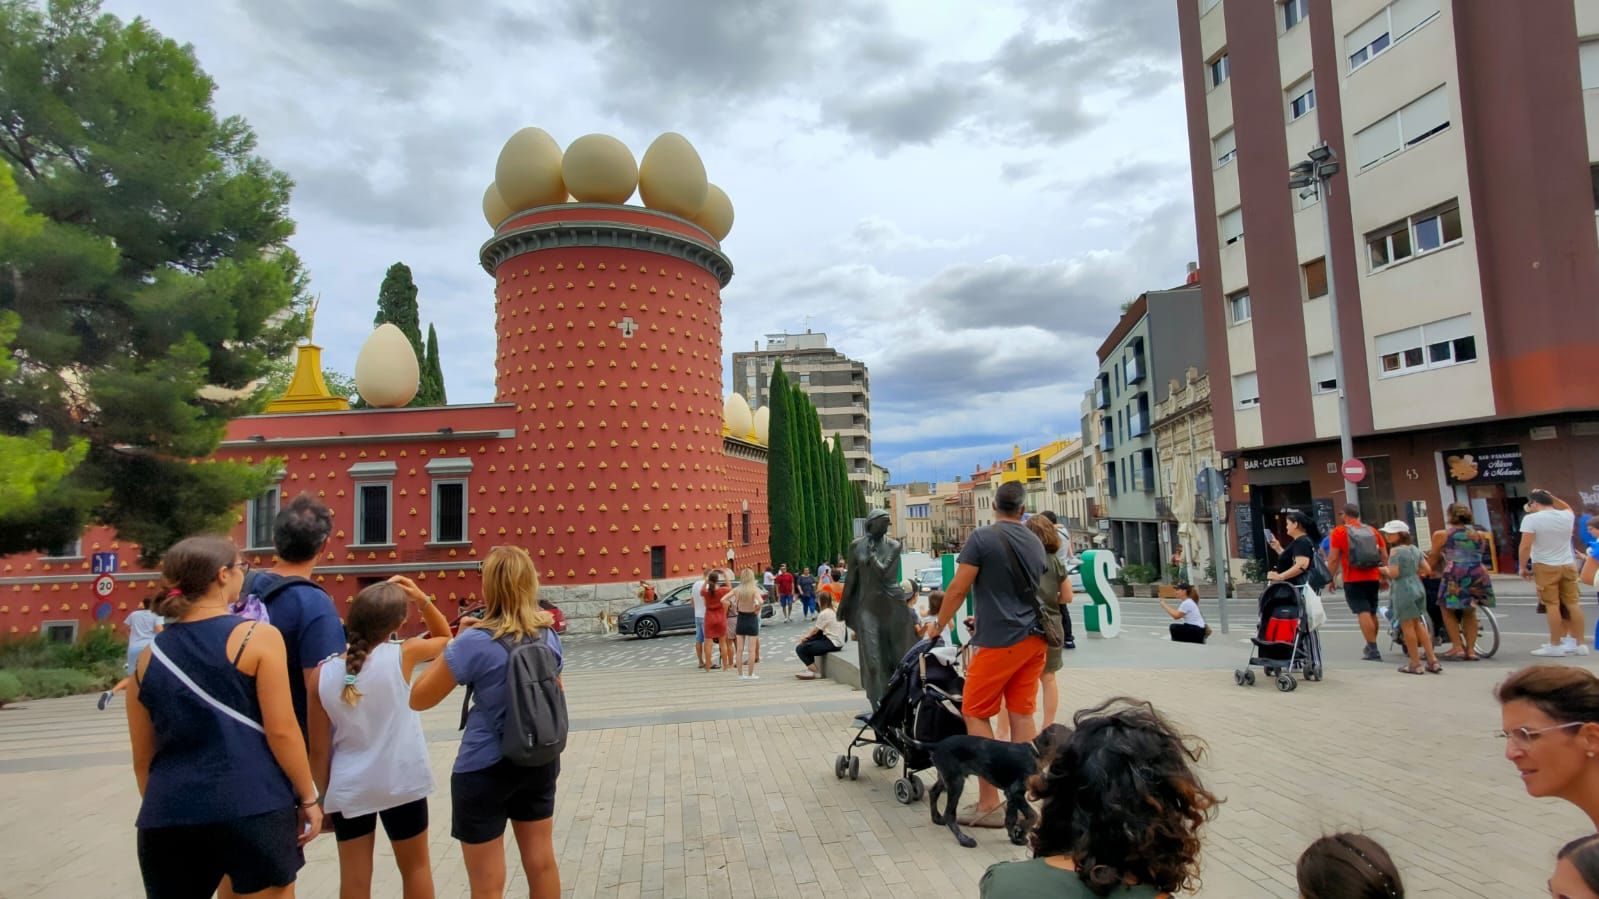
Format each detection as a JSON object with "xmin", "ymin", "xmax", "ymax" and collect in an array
[{"xmin": 961, "ymin": 635, "xmax": 1047, "ymax": 719}]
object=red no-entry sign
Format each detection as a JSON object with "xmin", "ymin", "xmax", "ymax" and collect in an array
[{"xmin": 1342, "ymin": 458, "xmax": 1367, "ymax": 484}]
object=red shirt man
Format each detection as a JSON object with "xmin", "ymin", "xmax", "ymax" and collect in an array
[
  {"xmin": 1326, "ymin": 503, "xmax": 1388, "ymax": 660},
  {"xmin": 775, "ymin": 568, "xmax": 796, "ymax": 598}
]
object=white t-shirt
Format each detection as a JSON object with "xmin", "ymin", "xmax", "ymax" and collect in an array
[
  {"xmin": 691, "ymin": 579, "xmax": 706, "ymax": 617},
  {"xmin": 1523, "ymin": 508, "xmax": 1578, "ymax": 567},
  {"xmin": 763, "ymin": 570, "xmax": 776, "ymax": 588},
  {"xmin": 816, "ymin": 608, "xmax": 846, "ymax": 647},
  {"xmin": 1177, "ymin": 599, "xmax": 1205, "ymax": 628}
]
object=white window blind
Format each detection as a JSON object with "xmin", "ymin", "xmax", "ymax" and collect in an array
[
  {"xmin": 1402, "ymin": 87, "xmax": 1449, "ymax": 146},
  {"xmin": 1391, "ymin": 0, "xmax": 1439, "ymax": 41},
  {"xmin": 1220, "ymin": 208, "xmax": 1244, "ymax": 244},
  {"xmin": 1233, "ymin": 372, "xmax": 1260, "ymax": 407},
  {"xmin": 1213, "ymin": 129, "xmax": 1236, "ymax": 166},
  {"xmin": 1309, "ymin": 354, "xmax": 1338, "ymax": 392},
  {"xmin": 1355, "ymin": 112, "xmax": 1402, "ymax": 167},
  {"xmin": 1583, "ymin": 41, "xmax": 1599, "ymax": 90},
  {"xmin": 1375, "ymin": 326, "xmax": 1422, "ymax": 357},
  {"xmin": 1423, "ymin": 314, "xmax": 1472, "ymax": 343},
  {"xmin": 1346, "ymin": 13, "xmax": 1389, "ymax": 57}
]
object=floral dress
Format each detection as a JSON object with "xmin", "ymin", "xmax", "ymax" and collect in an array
[{"xmin": 1436, "ymin": 526, "xmax": 1496, "ymax": 610}]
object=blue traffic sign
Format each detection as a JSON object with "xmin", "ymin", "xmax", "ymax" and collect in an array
[{"xmin": 92, "ymin": 552, "xmax": 119, "ymax": 574}]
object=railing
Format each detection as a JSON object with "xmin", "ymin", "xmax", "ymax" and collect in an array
[
  {"xmin": 1095, "ymin": 387, "xmax": 1110, "ymax": 410},
  {"xmin": 1126, "ymin": 356, "xmax": 1145, "ymax": 384},
  {"xmin": 1155, "ymin": 497, "xmax": 1172, "ymax": 519}
]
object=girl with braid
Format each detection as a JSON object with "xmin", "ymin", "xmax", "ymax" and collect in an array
[
  {"xmin": 1297, "ymin": 833, "xmax": 1405, "ymax": 898},
  {"xmin": 309, "ymin": 575, "xmax": 452, "ymax": 899}
]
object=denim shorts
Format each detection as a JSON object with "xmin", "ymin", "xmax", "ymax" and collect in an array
[{"xmin": 695, "ymin": 616, "xmax": 705, "ymax": 641}]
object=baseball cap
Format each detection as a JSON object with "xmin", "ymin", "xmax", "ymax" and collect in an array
[{"xmin": 1379, "ymin": 520, "xmax": 1410, "ymax": 535}]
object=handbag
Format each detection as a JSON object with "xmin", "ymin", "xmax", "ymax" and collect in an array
[
  {"xmin": 1302, "ymin": 585, "xmax": 1328, "ymax": 631},
  {"xmin": 999, "ymin": 530, "xmax": 1065, "ymax": 649}
]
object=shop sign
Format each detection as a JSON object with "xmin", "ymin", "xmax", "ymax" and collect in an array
[
  {"xmin": 1442, "ymin": 444, "xmax": 1524, "ymax": 485},
  {"xmin": 1244, "ymin": 454, "xmax": 1305, "ymax": 471}
]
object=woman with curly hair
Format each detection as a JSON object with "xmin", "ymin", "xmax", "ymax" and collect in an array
[{"xmin": 980, "ymin": 697, "xmax": 1218, "ymax": 897}]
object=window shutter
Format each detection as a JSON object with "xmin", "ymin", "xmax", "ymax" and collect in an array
[
  {"xmin": 1309, "ymin": 353, "xmax": 1337, "ymax": 383},
  {"xmin": 1346, "ymin": 12, "xmax": 1389, "ymax": 57},
  {"xmin": 1391, "ymin": 0, "xmax": 1439, "ymax": 41},
  {"xmin": 1355, "ymin": 112, "xmax": 1402, "ymax": 167},
  {"xmin": 1220, "ymin": 208, "xmax": 1244, "ymax": 243},
  {"xmin": 1213, "ymin": 128, "xmax": 1236, "ymax": 163},
  {"xmin": 1400, "ymin": 86, "xmax": 1449, "ymax": 143},
  {"xmin": 1423, "ymin": 314, "xmax": 1472, "ymax": 343},
  {"xmin": 1375, "ymin": 326, "xmax": 1423, "ymax": 357},
  {"xmin": 1582, "ymin": 41, "xmax": 1599, "ymax": 91}
]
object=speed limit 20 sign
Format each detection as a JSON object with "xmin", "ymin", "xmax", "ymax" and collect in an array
[{"xmin": 93, "ymin": 574, "xmax": 116, "ymax": 597}]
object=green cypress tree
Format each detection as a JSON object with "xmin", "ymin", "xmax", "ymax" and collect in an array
[
  {"xmin": 418, "ymin": 323, "xmax": 447, "ymax": 406},
  {"xmin": 832, "ymin": 435, "xmax": 852, "ymax": 554},
  {"xmin": 795, "ymin": 390, "xmax": 818, "ymax": 568},
  {"xmin": 375, "ymin": 262, "xmax": 424, "ymax": 357},
  {"xmin": 765, "ymin": 363, "xmax": 800, "ymax": 569}
]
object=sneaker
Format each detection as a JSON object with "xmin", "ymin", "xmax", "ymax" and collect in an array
[
  {"xmin": 1362, "ymin": 645, "xmax": 1383, "ymax": 662},
  {"xmin": 1577, "ymin": 644, "xmax": 1593, "ymax": 657},
  {"xmin": 748, "ymin": 674, "xmax": 759, "ymax": 680},
  {"xmin": 96, "ymin": 691, "xmax": 113, "ymax": 711},
  {"xmin": 1063, "ymin": 639, "xmax": 1077, "ymax": 650},
  {"xmin": 796, "ymin": 670, "xmax": 818, "ymax": 680},
  {"xmin": 1563, "ymin": 636, "xmax": 1579, "ymax": 650},
  {"xmin": 1533, "ymin": 643, "xmax": 1573, "ymax": 657}
]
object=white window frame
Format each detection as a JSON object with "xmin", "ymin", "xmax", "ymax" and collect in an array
[
  {"xmin": 431, "ymin": 479, "xmax": 469, "ymax": 544},
  {"xmin": 41, "ymin": 620, "xmax": 79, "ymax": 644},
  {"xmin": 348, "ymin": 461, "xmax": 398, "ymax": 548},
  {"xmin": 245, "ymin": 484, "xmax": 281, "ymax": 550},
  {"xmin": 1309, "ymin": 353, "xmax": 1339, "ymax": 394},
  {"xmin": 41, "ymin": 536, "xmax": 83, "ymax": 560},
  {"xmin": 1233, "ymin": 372, "xmax": 1260, "ymax": 409},
  {"xmin": 1213, "ymin": 128, "xmax": 1237, "ymax": 169},
  {"xmin": 1367, "ymin": 201, "xmax": 1463, "ymax": 272},
  {"xmin": 1227, "ymin": 289, "xmax": 1252, "ymax": 325},
  {"xmin": 1376, "ymin": 315, "xmax": 1478, "ymax": 379},
  {"xmin": 1287, "ymin": 78, "xmax": 1316, "ymax": 121},
  {"xmin": 1209, "ymin": 52, "xmax": 1230, "ymax": 89},
  {"xmin": 1347, "ymin": 0, "xmax": 1439, "ymax": 72},
  {"xmin": 1281, "ymin": 0, "xmax": 1307, "ymax": 31},
  {"xmin": 1355, "ymin": 85, "xmax": 1451, "ymax": 170}
]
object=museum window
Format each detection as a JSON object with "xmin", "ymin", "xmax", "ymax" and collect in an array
[
  {"xmin": 246, "ymin": 484, "xmax": 280, "ymax": 550},
  {"xmin": 42, "ymin": 536, "xmax": 83, "ymax": 559},
  {"xmin": 432, "ymin": 480, "xmax": 467, "ymax": 543},
  {"xmin": 741, "ymin": 510, "xmax": 751, "ymax": 545},
  {"xmin": 42, "ymin": 621, "xmax": 78, "ymax": 644},
  {"xmin": 356, "ymin": 484, "xmax": 390, "ymax": 546},
  {"xmin": 650, "ymin": 546, "xmax": 667, "ymax": 579}
]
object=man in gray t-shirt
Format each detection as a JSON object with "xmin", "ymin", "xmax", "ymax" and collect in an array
[{"xmin": 928, "ymin": 480, "xmax": 1048, "ymax": 827}]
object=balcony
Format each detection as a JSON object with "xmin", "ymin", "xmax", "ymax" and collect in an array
[
  {"xmin": 1155, "ymin": 497, "xmax": 1173, "ymax": 519},
  {"xmin": 1153, "ymin": 494, "xmax": 1214, "ymax": 521},
  {"xmin": 1052, "ymin": 479, "xmax": 1069, "ymax": 494},
  {"xmin": 1095, "ymin": 386, "xmax": 1110, "ymax": 410},
  {"xmin": 1125, "ymin": 354, "xmax": 1145, "ymax": 385},
  {"xmin": 1128, "ymin": 412, "xmax": 1148, "ymax": 438}
]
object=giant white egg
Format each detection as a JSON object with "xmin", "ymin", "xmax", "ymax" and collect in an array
[
  {"xmin": 483, "ymin": 182, "xmax": 511, "ymax": 229},
  {"xmin": 494, "ymin": 127, "xmax": 566, "ymax": 211},
  {"xmin": 752, "ymin": 404, "xmax": 769, "ymax": 444},
  {"xmin": 638, "ymin": 132, "xmax": 708, "ymax": 218},
  {"xmin": 562, "ymin": 134, "xmax": 638, "ymax": 204},
  {"xmin": 354, "ymin": 323, "xmax": 420, "ymax": 408},
  {"xmin": 723, "ymin": 392, "xmax": 753, "ymax": 438},
  {"xmin": 691, "ymin": 183, "xmax": 734, "ymax": 241}
]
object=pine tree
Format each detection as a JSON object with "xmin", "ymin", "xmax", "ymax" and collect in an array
[
  {"xmin": 765, "ymin": 362, "xmax": 801, "ymax": 569},
  {"xmin": 0, "ymin": 3, "xmax": 303, "ymax": 561},
  {"xmin": 417, "ymin": 323, "xmax": 447, "ymax": 406}
]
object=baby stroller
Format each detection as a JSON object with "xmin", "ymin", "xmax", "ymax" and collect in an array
[
  {"xmin": 1234, "ymin": 582, "xmax": 1324, "ymax": 692},
  {"xmin": 834, "ymin": 636, "xmax": 966, "ymax": 804}
]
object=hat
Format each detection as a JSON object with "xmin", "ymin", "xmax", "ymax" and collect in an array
[{"xmin": 1379, "ymin": 520, "xmax": 1410, "ymax": 535}]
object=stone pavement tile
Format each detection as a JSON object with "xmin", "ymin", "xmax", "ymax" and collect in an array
[{"xmin": 6, "ymin": 658, "xmax": 1596, "ymax": 897}]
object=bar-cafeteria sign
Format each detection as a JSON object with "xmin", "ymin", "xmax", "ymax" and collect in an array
[{"xmin": 1442, "ymin": 444, "xmax": 1524, "ymax": 485}]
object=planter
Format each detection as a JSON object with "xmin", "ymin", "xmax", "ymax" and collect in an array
[
  {"xmin": 1145, "ymin": 585, "xmax": 1161, "ymax": 598},
  {"xmin": 1118, "ymin": 584, "xmax": 1135, "ymax": 598}
]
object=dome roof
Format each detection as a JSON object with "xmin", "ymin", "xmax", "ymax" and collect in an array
[{"xmin": 723, "ymin": 393, "xmax": 752, "ymax": 439}]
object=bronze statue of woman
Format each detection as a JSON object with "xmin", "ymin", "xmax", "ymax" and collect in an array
[{"xmin": 839, "ymin": 509, "xmax": 918, "ymax": 708}]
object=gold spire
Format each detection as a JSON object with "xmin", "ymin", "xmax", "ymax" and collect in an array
[{"xmin": 265, "ymin": 342, "xmax": 349, "ymax": 413}]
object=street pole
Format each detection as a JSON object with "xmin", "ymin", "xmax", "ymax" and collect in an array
[
  {"xmin": 1202, "ymin": 463, "xmax": 1230, "ymax": 634},
  {"xmin": 1316, "ymin": 170, "xmax": 1359, "ymax": 508}
]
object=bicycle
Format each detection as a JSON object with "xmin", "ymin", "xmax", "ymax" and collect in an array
[{"xmin": 1382, "ymin": 603, "xmax": 1499, "ymax": 660}]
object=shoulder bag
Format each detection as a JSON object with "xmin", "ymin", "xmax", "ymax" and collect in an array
[{"xmin": 998, "ymin": 529, "xmax": 1064, "ymax": 648}]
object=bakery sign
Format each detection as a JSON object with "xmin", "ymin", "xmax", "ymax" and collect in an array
[
  {"xmin": 1443, "ymin": 444, "xmax": 1524, "ymax": 485},
  {"xmin": 1244, "ymin": 454, "xmax": 1305, "ymax": 471}
]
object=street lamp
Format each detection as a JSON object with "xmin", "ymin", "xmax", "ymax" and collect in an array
[{"xmin": 1289, "ymin": 143, "xmax": 1357, "ymax": 507}]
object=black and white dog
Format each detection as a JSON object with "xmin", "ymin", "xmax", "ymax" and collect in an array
[{"xmin": 927, "ymin": 724, "xmax": 1071, "ymax": 848}]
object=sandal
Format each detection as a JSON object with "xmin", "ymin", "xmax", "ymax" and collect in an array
[
  {"xmin": 1425, "ymin": 662, "xmax": 1444, "ymax": 674},
  {"xmin": 1397, "ymin": 664, "xmax": 1425, "ymax": 675},
  {"xmin": 1439, "ymin": 650, "xmax": 1467, "ymax": 661},
  {"xmin": 1463, "ymin": 654, "xmax": 1481, "ymax": 661}
]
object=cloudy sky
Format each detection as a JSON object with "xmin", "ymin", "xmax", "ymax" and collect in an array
[{"xmin": 103, "ymin": 0, "xmax": 1196, "ymax": 484}]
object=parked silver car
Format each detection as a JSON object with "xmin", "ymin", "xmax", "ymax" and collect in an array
[{"xmin": 617, "ymin": 582, "xmax": 772, "ymax": 639}]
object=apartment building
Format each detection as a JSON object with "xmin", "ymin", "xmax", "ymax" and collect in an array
[
  {"xmin": 971, "ymin": 466, "xmax": 997, "ymax": 530},
  {"xmin": 1080, "ymin": 390, "xmax": 1106, "ymax": 547},
  {"xmin": 1092, "ymin": 286, "xmax": 1207, "ymax": 569},
  {"xmin": 865, "ymin": 461, "xmax": 891, "ymax": 513},
  {"xmin": 1179, "ymin": 0, "xmax": 1599, "ymax": 571},
  {"xmin": 732, "ymin": 332, "xmax": 874, "ymax": 489},
  {"xmin": 1153, "ymin": 366, "xmax": 1223, "ymax": 580},
  {"xmin": 1047, "ymin": 439, "xmax": 1094, "ymax": 553}
]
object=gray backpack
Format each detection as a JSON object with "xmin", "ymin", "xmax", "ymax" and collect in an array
[
  {"xmin": 1345, "ymin": 525, "xmax": 1383, "ymax": 571},
  {"xmin": 459, "ymin": 632, "xmax": 568, "ymax": 767}
]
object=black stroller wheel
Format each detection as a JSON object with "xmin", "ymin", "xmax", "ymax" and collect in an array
[
  {"xmin": 910, "ymin": 775, "xmax": 925, "ymax": 801},
  {"xmin": 883, "ymin": 747, "xmax": 900, "ymax": 768},
  {"xmin": 1244, "ymin": 669, "xmax": 1256, "ymax": 686},
  {"xmin": 1277, "ymin": 674, "xmax": 1297, "ymax": 692},
  {"xmin": 871, "ymin": 746, "xmax": 885, "ymax": 767},
  {"xmin": 848, "ymin": 756, "xmax": 860, "ymax": 780},
  {"xmin": 1233, "ymin": 669, "xmax": 1247, "ymax": 686},
  {"xmin": 894, "ymin": 778, "xmax": 916, "ymax": 804},
  {"xmin": 835, "ymin": 755, "xmax": 848, "ymax": 779}
]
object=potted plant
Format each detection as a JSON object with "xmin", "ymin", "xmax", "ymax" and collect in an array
[{"xmin": 1122, "ymin": 563, "xmax": 1159, "ymax": 596}]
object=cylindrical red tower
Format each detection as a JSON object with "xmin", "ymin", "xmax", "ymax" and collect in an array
[{"xmin": 481, "ymin": 204, "xmax": 735, "ymax": 584}]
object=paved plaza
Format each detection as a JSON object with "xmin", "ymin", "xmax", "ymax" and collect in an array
[{"xmin": 2, "ymin": 589, "xmax": 1593, "ymax": 898}]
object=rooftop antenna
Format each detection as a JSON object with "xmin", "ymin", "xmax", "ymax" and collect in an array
[{"xmin": 802, "ymin": 314, "xmax": 812, "ymax": 334}]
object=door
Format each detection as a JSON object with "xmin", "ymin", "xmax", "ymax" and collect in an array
[{"xmin": 1468, "ymin": 484, "xmax": 1515, "ymax": 572}]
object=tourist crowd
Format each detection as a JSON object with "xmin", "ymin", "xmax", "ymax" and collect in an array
[{"xmin": 108, "ymin": 485, "xmax": 1599, "ymax": 898}]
